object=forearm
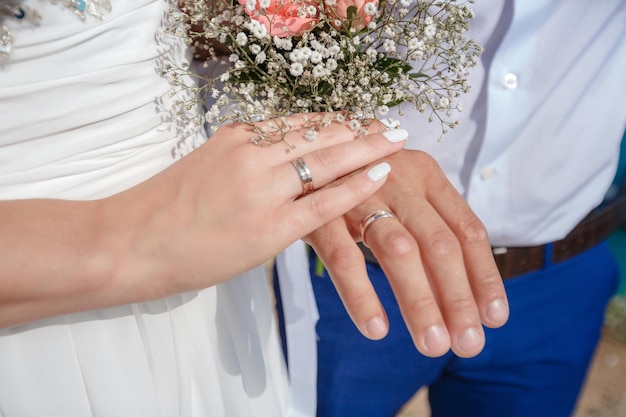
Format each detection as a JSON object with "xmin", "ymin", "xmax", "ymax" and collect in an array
[
  {"xmin": 0, "ymin": 194, "xmax": 169, "ymax": 328},
  {"xmin": 0, "ymin": 118, "xmax": 406, "ymax": 327},
  {"xmin": 0, "ymin": 199, "xmax": 110, "ymax": 326}
]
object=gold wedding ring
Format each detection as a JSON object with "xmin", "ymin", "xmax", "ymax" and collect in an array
[
  {"xmin": 360, "ymin": 210, "xmax": 396, "ymax": 247},
  {"xmin": 290, "ymin": 157, "xmax": 315, "ymax": 195}
]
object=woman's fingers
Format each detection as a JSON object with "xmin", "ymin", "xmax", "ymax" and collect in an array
[
  {"xmin": 163, "ymin": 118, "xmax": 406, "ymax": 287},
  {"xmin": 272, "ymin": 129, "xmax": 408, "ymax": 199},
  {"xmin": 227, "ymin": 113, "xmax": 358, "ymax": 157},
  {"xmin": 282, "ymin": 162, "xmax": 392, "ymax": 238}
]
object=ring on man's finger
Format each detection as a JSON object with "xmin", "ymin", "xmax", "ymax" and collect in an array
[
  {"xmin": 290, "ymin": 157, "xmax": 315, "ymax": 195},
  {"xmin": 360, "ymin": 210, "xmax": 396, "ymax": 248}
]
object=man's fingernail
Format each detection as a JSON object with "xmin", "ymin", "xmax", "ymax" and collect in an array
[
  {"xmin": 486, "ymin": 299, "xmax": 509, "ymax": 325},
  {"xmin": 424, "ymin": 325, "xmax": 449, "ymax": 354},
  {"xmin": 457, "ymin": 327, "xmax": 484, "ymax": 354},
  {"xmin": 366, "ymin": 316, "xmax": 388, "ymax": 339}
]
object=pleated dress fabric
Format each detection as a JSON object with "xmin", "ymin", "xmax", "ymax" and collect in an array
[{"xmin": 0, "ymin": 1, "xmax": 289, "ymax": 416}]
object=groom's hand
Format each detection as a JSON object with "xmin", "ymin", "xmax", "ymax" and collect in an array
[{"xmin": 306, "ymin": 149, "xmax": 509, "ymax": 358}]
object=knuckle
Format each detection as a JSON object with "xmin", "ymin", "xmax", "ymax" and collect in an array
[
  {"xmin": 447, "ymin": 295, "xmax": 477, "ymax": 313},
  {"xmin": 403, "ymin": 295, "xmax": 439, "ymax": 317},
  {"xmin": 427, "ymin": 229, "xmax": 462, "ymax": 258},
  {"xmin": 474, "ymin": 269, "xmax": 504, "ymax": 287},
  {"xmin": 377, "ymin": 229, "xmax": 416, "ymax": 258},
  {"xmin": 341, "ymin": 287, "xmax": 373, "ymax": 312},
  {"xmin": 325, "ymin": 245, "xmax": 364, "ymax": 274},
  {"xmin": 305, "ymin": 192, "xmax": 336, "ymax": 219},
  {"xmin": 444, "ymin": 297, "xmax": 480, "ymax": 326},
  {"xmin": 412, "ymin": 151, "xmax": 440, "ymax": 171},
  {"xmin": 310, "ymin": 145, "xmax": 344, "ymax": 171},
  {"xmin": 457, "ymin": 215, "xmax": 490, "ymax": 244}
]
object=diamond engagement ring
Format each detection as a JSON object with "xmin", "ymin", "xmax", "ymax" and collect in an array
[
  {"xmin": 360, "ymin": 210, "xmax": 396, "ymax": 247},
  {"xmin": 290, "ymin": 157, "xmax": 314, "ymax": 195}
]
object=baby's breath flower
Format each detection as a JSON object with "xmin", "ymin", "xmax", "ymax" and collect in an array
[
  {"xmin": 247, "ymin": 20, "xmax": 268, "ymax": 38},
  {"xmin": 326, "ymin": 58, "xmax": 338, "ymax": 70},
  {"xmin": 290, "ymin": 62, "xmax": 304, "ymax": 76},
  {"xmin": 304, "ymin": 129, "xmax": 318, "ymax": 141},
  {"xmin": 245, "ymin": 0, "xmax": 256, "ymax": 11},
  {"xmin": 424, "ymin": 24, "xmax": 436, "ymax": 38},
  {"xmin": 348, "ymin": 119, "xmax": 361, "ymax": 131},
  {"xmin": 256, "ymin": 51, "xmax": 267, "ymax": 64},
  {"xmin": 167, "ymin": 0, "xmax": 482, "ymax": 145},
  {"xmin": 310, "ymin": 51, "xmax": 323, "ymax": 63},
  {"xmin": 290, "ymin": 49, "xmax": 303, "ymax": 62},
  {"xmin": 364, "ymin": 2, "xmax": 377, "ymax": 16},
  {"xmin": 236, "ymin": 32, "xmax": 248, "ymax": 46},
  {"xmin": 312, "ymin": 64, "xmax": 326, "ymax": 78},
  {"xmin": 383, "ymin": 39, "xmax": 396, "ymax": 53}
]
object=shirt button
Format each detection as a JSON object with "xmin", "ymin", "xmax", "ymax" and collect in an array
[
  {"xmin": 503, "ymin": 72, "xmax": 518, "ymax": 90},
  {"xmin": 480, "ymin": 167, "xmax": 495, "ymax": 180}
]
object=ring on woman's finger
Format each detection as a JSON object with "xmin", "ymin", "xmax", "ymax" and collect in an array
[
  {"xmin": 360, "ymin": 210, "xmax": 396, "ymax": 248},
  {"xmin": 290, "ymin": 157, "xmax": 315, "ymax": 195}
]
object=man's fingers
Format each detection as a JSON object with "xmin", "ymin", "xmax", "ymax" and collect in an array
[
  {"xmin": 405, "ymin": 203, "xmax": 486, "ymax": 357},
  {"xmin": 419, "ymin": 163, "xmax": 509, "ymax": 330},
  {"xmin": 307, "ymin": 221, "xmax": 389, "ymax": 340},
  {"xmin": 359, "ymin": 210, "xmax": 453, "ymax": 357}
]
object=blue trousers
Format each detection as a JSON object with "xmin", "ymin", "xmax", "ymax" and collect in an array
[{"xmin": 308, "ymin": 243, "xmax": 620, "ymax": 417}]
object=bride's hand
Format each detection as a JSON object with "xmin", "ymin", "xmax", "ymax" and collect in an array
[{"xmin": 0, "ymin": 114, "xmax": 407, "ymax": 326}]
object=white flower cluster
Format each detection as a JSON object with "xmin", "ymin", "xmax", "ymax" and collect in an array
[{"xmin": 168, "ymin": 0, "xmax": 482, "ymax": 144}]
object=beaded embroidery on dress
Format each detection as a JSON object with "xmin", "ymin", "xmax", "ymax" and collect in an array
[{"xmin": 0, "ymin": 0, "xmax": 111, "ymax": 60}]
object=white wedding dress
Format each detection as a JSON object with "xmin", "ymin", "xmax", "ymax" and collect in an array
[{"xmin": 0, "ymin": 1, "xmax": 308, "ymax": 416}]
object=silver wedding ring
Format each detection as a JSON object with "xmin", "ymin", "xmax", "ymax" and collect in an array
[
  {"xmin": 290, "ymin": 157, "xmax": 315, "ymax": 195},
  {"xmin": 360, "ymin": 210, "xmax": 396, "ymax": 247}
]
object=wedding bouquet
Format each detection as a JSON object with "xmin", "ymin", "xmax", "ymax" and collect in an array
[{"xmin": 167, "ymin": 0, "xmax": 481, "ymax": 145}]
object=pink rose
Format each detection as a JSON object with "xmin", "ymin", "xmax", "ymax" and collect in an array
[
  {"xmin": 326, "ymin": 0, "xmax": 378, "ymax": 32},
  {"xmin": 239, "ymin": 0, "xmax": 320, "ymax": 37}
]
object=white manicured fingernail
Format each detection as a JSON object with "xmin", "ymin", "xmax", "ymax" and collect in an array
[
  {"xmin": 367, "ymin": 162, "xmax": 391, "ymax": 182},
  {"xmin": 379, "ymin": 118, "xmax": 401, "ymax": 129},
  {"xmin": 382, "ymin": 128, "xmax": 408, "ymax": 142}
]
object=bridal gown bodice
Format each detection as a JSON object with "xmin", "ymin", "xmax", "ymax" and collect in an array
[{"xmin": 0, "ymin": 1, "xmax": 289, "ymax": 415}]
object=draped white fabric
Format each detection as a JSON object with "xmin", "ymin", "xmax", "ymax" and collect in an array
[
  {"xmin": 276, "ymin": 242, "xmax": 319, "ymax": 417},
  {"xmin": 0, "ymin": 1, "xmax": 291, "ymax": 415}
]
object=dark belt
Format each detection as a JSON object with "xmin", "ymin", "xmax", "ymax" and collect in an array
[
  {"xmin": 360, "ymin": 193, "xmax": 626, "ymax": 281},
  {"xmin": 493, "ymin": 194, "xmax": 626, "ymax": 279}
]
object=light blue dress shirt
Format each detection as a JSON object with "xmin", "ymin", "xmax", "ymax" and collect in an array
[{"xmin": 400, "ymin": 0, "xmax": 626, "ymax": 246}]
